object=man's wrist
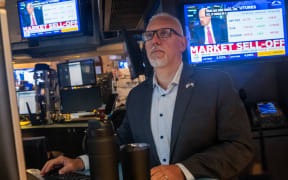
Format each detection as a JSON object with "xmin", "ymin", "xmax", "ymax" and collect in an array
[
  {"xmin": 174, "ymin": 164, "xmax": 186, "ymax": 179},
  {"xmin": 75, "ymin": 158, "xmax": 85, "ymax": 171},
  {"xmin": 77, "ymin": 155, "xmax": 89, "ymax": 170}
]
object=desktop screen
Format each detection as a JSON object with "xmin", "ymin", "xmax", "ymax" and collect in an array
[
  {"xmin": 118, "ymin": 61, "xmax": 129, "ymax": 69},
  {"xmin": 14, "ymin": 68, "xmax": 34, "ymax": 86},
  {"xmin": 60, "ymin": 87, "xmax": 102, "ymax": 113},
  {"xmin": 16, "ymin": 91, "xmax": 37, "ymax": 115},
  {"xmin": 57, "ymin": 59, "xmax": 96, "ymax": 87},
  {"xmin": 257, "ymin": 102, "xmax": 278, "ymax": 114},
  {"xmin": 184, "ymin": 0, "xmax": 287, "ymax": 64},
  {"xmin": 17, "ymin": 0, "xmax": 81, "ymax": 38}
]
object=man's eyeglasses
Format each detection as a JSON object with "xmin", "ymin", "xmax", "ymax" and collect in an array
[{"xmin": 142, "ymin": 28, "xmax": 182, "ymax": 41}]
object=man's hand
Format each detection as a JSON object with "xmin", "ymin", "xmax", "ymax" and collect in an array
[
  {"xmin": 151, "ymin": 165, "xmax": 185, "ymax": 180},
  {"xmin": 40, "ymin": 155, "xmax": 84, "ymax": 176}
]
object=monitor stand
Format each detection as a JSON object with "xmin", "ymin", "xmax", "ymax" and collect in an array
[{"xmin": 28, "ymin": 38, "xmax": 39, "ymax": 47}]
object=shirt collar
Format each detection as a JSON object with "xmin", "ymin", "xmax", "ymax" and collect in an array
[
  {"xmin": 152, "ymin": 62, "xmax": 183, "ymax": 89},
  {"xmin": 206, "ymin": 21, "xmax": 212, "ymax": 29}
]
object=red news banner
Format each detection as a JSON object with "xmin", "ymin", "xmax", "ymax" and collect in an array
[
  {"xmin": 23, "ymin": 20, "xmax": 79, "ymax": 34},
  {"xmin": 191, "ymin": 39, "xmax": 285, "ymax": 56}
]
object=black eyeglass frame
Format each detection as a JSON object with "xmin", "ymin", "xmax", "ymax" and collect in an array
[{"xmin": 142, "ymin": 28, "xmax": 182, "ymax": 41}]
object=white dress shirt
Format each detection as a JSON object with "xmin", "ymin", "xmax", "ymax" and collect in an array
[{"xmin": 150, "ymin": 62, "xmax": 194, "ymax": 180}]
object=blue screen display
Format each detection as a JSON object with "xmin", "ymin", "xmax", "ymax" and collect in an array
[
  {"xmin": 184, "ymin": 0, "xmax": 287, "ymax": 64},
  {"xmin": 14, "ymin": 68, "xmax": 34, "ymax": 85},
  {"xmin": 119, "ymin": 61, "xmax": 129, "ymax": 69},
  {"xmin": 257, "ymin": 102, "xmax": 278, "ymax": 114},
  {"xmin": 18, "ymin": 0, "xmax": 81, "ymax": 38}
]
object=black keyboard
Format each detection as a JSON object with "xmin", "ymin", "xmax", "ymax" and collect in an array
[{"xmin": 44, "ymin": 171, "xmax": 90, "ymax": 180}]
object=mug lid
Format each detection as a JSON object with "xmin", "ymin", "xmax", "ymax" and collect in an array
[{"xmin": 120, "ymin": 143, "xmax": 150, "ymax": 152}]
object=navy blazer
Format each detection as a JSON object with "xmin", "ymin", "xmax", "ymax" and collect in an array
[
  {"xmin": 191, "ymin": 18, "xmax": 228, "ymax": 45},
  {"xmin": 117, "ymin": 65, "xmax": 254, "ymax": 179}
]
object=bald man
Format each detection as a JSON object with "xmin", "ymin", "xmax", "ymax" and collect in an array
[
  {"xmin": 191, "ymin": 8, "xmax": 228, "ymax": 45},
  {"xmin": 41, "ymin": 13, "xmax": 253, "ymax": 180}
]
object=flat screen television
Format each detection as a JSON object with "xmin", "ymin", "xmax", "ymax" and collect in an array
[
  {"xmin": 183, "ymin": 0, "xmax": 288, "ymax": 64},
  {"xmin": 17, "ymin": 0, "xmax": 81, "ymax": 38}
]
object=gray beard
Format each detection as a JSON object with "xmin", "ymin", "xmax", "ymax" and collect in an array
[{"xmin": 148, "ymin": 55, "xmax": 168, "ymax": 68}]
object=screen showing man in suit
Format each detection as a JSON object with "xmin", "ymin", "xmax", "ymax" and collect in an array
[
  {"xmin": 184, "ymin": 0, "xmax": 287, "ymax": 64},
  {"xmin": 18, "ymin": 0, "xmax": 81, "ymax": 38},
  {"xmin": 21, "ymin": 2, "xmax": 44, "ymax": 27},
  {"xmin": 191, "ymin": 8, "xmax": 228, "ymax": 45},
  {"xmin": 40, "ymin": 13, "xmax": 254, "ymax": 180}
]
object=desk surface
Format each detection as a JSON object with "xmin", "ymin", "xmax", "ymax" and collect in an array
[
  {"xmin": 252, "ymin": 127, "xmax": 288, "ymax": 138},
  {"xmin": 21, "ymin": 123, "xmax": 88, "ymax": 129}
]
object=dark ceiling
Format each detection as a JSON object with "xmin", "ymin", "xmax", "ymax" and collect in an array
[{"xmin": 102, "ymin": 0, "xmax": 158, "ymax": 32}]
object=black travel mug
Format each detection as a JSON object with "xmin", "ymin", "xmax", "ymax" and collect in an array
[
  {"xmin": 87, "ymin": 120, "xmax": 119, "ymax": 180},
  {"xmin": 121, "ymin": 143, "xmax": 150, "ymax": 180}
]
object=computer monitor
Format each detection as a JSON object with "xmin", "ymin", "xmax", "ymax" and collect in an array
[
  {"xmin": 57, "ymin": 59, "xmax": 97, "ymax": 88},
  {"xmin": 118, "ymin": 61, "xmax": 129, "ymax": 69},
  {"xmin": 16, "ymin": 91, "xmax": 37, "ymax": 115},
  {"xmin": 14, "ymin": 68, "xmax": 34, "ymax": 85},
  {"xmin": 183, "ymin": 0, "xmax": 288, "ymax": 64},
  {"xmin": 0, "ymin": 8, "xmax": 27, "ymax": 180},
  {"xmin": 60, "ymin": 86, "xmax": 102, "ymax": 114}
]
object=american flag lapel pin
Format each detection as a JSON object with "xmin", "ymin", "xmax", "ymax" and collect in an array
[{"xmin": 185, "ymin": 82, "xmax": 195, "ymax": 88}]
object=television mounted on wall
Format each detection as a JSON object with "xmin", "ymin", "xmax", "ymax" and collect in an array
[
  {"xmin": 183, "ymin": 0, "xmax": 288, "ymax": 64},
  {"xmin": 17, "ymin": 0, "xmax": 90, "ymax": 39}
]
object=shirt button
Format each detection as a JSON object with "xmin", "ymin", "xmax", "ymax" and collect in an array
[
  {"xmin": 160, "ymin": 113, "xmax": 163, "ymax": 117},
  {"xmin": 163, "ymin": 158, "xmax": 166, "ymax": 162},
  {"xmin": 160, "ymin": 136, "xmax": 164, "ymax": 139},
  {"xmin": 162, "ymin": 94, "xmax": 166, "ymax": 97}
]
